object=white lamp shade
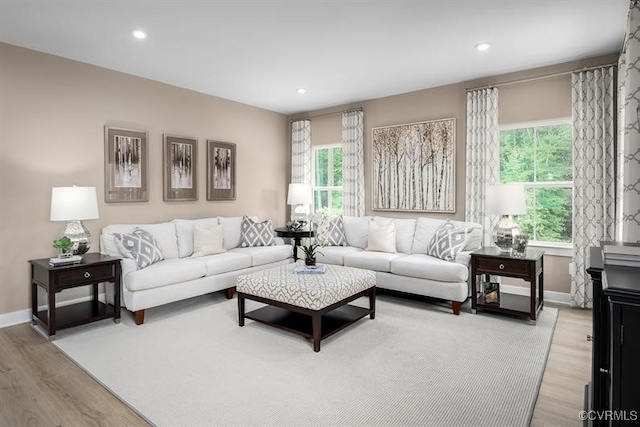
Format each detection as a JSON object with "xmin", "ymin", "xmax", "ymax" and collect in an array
[
  {"xmin": 287, "ymin": 183, "xmax": 312, "ymax": 206},
  {"xmin": 485, "ymin": 183, "xmax": 526, "ymax": 216},
  {"xmin": 50, "ymin": 186, "xmax": 99, "ymax": 221}
]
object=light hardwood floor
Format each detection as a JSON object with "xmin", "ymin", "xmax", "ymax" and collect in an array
[{"xmin": 0, "ymin": 304, "xmax": 591, "ymax": 427}]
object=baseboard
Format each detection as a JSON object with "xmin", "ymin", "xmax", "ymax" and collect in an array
[
  {"xmin": 0, "ymin": 293, "xmax": 107, "ymax": 329},
  {"xmin": 500, "ymin": 284, "xmax": 571, "ymax": 306}
]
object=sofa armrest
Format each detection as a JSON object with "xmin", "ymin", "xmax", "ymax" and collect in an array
[{"xmin": 455, "ymin": 250, "xmax": 473, "ymax": 266}]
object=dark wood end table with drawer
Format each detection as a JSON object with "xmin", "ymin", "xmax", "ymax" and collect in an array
[
  {"xmin": 29, "ymin": 253, "xmax": 121, "ymax": 339},
  {"xmin": 470, "ymin": 247, "xmax": 544, "ymax": 324}
]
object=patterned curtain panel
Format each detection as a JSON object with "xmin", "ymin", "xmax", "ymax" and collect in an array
[
  {"xmin": 465, "ymin": 88, "xmax": 500, "ymax": 246},
  {"xmin": 291, "ymin": 119, "xmax": 312, "ymax": 184},
  {"xmin": 342, "ymin": 110, "xmax": 365, "ymax": 216},
  {"xmin": 571, "ymin": 67, "xmax": 616, "ymax": 308},
  {"xmin": 617, "ymin": 1, "xmax": 640, "ymax": 242},
  {"xmin": 290, "ymin": 119, "xmax": 312, "ymax": 217}
]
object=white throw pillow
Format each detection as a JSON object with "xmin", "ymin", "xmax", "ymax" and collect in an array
[
  {"xmin": 366, "ymin": 220, "xmax": 397, "ymax": 253},
  {"xmin": 175, "ymin": 218, "xmax": 218, "ymax": 258},
  {"xmin": 191, "ymin": 224, "xmax": 226, "ymax": 258}
]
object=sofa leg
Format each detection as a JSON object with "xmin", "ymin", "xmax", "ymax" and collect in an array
[
  {"xmin": 225, "ymin": 287, "xmax": 235, "ymax": 299},
  {"xmin": 451, "ymin": 301, "xmax": 461, "ymax": 315},
  {"xmin": 133, "ymin": 310, "xmax": 145, "ymax": 325}
]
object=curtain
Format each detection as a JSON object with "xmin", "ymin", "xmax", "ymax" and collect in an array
[
  {"xmin": 571, "ymin": 67, "xmax": 616, "ymax": 308},
  {"xmin": 617, "ymin": 1, "xmax": 640, "ymax": 242},
  {"xmin": 465, "ymin": 88, "xmax": 500, "ymax": 246},
  {"xmin": 290, "ymin": 119, "xmax": 312, "ymax": 217},
  {"xmin": 342, "ymin": 109, "xmax": 365, "ymax": 216}
]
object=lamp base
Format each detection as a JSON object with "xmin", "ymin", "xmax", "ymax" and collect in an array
[
  {"xmin": 60, "ymin": 220, "xmax": 91, "ymax": 255},
  {"xmin": 492, "ymin": 215, "xmax": 521, "ymax": 252}
]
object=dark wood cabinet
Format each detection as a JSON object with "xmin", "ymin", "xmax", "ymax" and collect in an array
[{"xmin": 586, "ymin": 246, "xmax": 640, "ymax": 426}]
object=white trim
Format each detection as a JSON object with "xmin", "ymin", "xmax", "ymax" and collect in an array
[
  {"xmin": 0, "ymin": 293, "xmax": 107, "ymax": 329},
  {"xmin": 500, "ymin": 284, "xmax": 571, "ymax": 306},
  {"xmin": 529, "ymin": 242, "xmax": 573, "ymax": 257},
  {"xmin": 499, "ymin": 117, "xmax": 572, "ymax": 131}
]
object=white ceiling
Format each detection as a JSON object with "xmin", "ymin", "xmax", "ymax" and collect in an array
[{"xmin": 0, "ymin": 0, "xmax": 628, "ymax": 115}]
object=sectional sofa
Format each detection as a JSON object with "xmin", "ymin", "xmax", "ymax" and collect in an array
[{"xmin": 100, "ymin": 215, "xmax": 482, "ymax": 324}]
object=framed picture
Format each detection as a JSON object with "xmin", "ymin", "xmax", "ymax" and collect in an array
[
  {"xmin": 163, "ymin": 134, "xmax": 197, "ymax": 201},
  {"xmin": 104, "ymin": 126, "xmax": 148, "ymax": 203},
  {"xmin": 207, "ymin": 140, "xmax": 236, "ymax": 201},
  {"xmin": 372, "ymin": 118, "xmax": 456, "ymax": 212}
]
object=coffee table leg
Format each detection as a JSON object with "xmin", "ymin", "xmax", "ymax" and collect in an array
[
  {"xmin": 238, "ymin": 293, "xmax": 245, "ymax": 327},
  {"xmin": 312, "ymin": 312, "xmax": 321, "ymax": 352},
  {"xmin": 369, "ymin": 287, "xmax": 376, "ymax": 319}
]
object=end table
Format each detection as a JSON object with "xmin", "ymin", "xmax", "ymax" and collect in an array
[
  {"xmin": 274, "ymin": 226, "xmax": 314, "ymax": 261},
  {"xmin": 470, "ymin": 247, "xmax": 544, "ymax": 324},
  {"xmin": 29, "ymin": 253, "xmax": 122, "ymax": 340}
]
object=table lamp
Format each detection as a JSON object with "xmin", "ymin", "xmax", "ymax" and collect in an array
[
  {"xmin": 287, "ymin": 183, "xmax": 312, "ymax": 225},
  {"xmin": 485, "ymin": 183, "xmax": 526, "ymax": 252},
  {"xmin": 50, "ymin": 186, "xmax": 99, "ymax": 255}
]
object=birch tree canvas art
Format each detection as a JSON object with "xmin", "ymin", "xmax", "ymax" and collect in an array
[
  {"xmin": 104, "ymin": 126, "xmax": 148, "ymax": 202},
  {"xmin": 163, "ymin": 134, "xmax": 197, "ymax": 201},
  {"xmin": 372, "ymin": 118, "xmax": 455, "ymax": 212}
]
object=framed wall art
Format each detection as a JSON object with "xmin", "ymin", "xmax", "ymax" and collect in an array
[
  {"xmin": 372, "ymin": 118, "xmax": 456, "ymax": 213},
  {"xmin": 104, "ymin": 126, "xmax": 149, "ymax": 203},
  {"xmin": 207, "ymin": 140, "xmax": 236, "ymax": 201},
  {"xmin": 163, "ymin": 134, "xmax": 197, "ymax": 201}
]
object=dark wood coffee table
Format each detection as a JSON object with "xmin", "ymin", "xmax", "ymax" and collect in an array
[{"xmin": 236, "ymin": 264, "xmax": 376, "ymax": 352}]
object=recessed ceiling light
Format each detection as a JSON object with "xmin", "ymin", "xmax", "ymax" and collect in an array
[
  {"xmin": 132, "ymin": 30, "xmax": 147, "ymax": 39},
  {"xmin": 475, "ymin": 42, "xmax": 491, "ymax": 51},
  {"xmin": 296, "ymin": 87, "xmax": 307, "ymax": 95}
]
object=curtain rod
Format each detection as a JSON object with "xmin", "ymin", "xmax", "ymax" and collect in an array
[
  {"xmin": 465, "ymin": 62, "xmax": 618, "ymax": 93},
  {"xmin": 290, "ymin": 107, "xmax": 362, "ymax": 122}
]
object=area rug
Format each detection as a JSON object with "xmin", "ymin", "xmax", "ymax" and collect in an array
[{"xmin": 53, "ymin": 294, "xmax": 557, "ymax": 427}]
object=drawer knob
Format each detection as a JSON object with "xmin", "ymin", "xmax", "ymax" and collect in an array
[
  {"xmin": 84, "ymin": 271, "xmax": 91, "ymax": 278},
  {"xmin": 499, "ymin": 263, "xmax": 505, "ymax": 270}
]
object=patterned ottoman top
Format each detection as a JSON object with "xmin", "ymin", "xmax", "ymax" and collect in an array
[{"xmin": 237, "ymin": 264, "xmax": 376, "ymax": 310}]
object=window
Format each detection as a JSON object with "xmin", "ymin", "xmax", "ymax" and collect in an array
[
  {"xmin": 312, "ymin": 145, "xmax": 343, "ymax": 216},
  {"xmin": 499, "ymin": 120, "xmax": 572, "ymax": 246}
]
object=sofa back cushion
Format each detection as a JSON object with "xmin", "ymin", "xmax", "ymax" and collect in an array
[
  {"xmin": 411, "ymin": 217, "xmax": 482, "ymax": 254},
  {"xmin": 101, "ymin": 221, "xmax": 179, "ymax": 259},
  {"xmin": 342, "ymin": 216, "xmax": 372, "ymax": 249},
  {"xmin": 175, "ymin": 217, "xmax": 219, "ymax": 258},
  {"xmin": 217, "ymin": 216, "xmax": 244, "ymax": 249},
  {"xmin": 372, "ymin": 217, "xmax": 416, "ymax": 254}
]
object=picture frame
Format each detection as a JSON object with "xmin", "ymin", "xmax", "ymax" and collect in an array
[
  {"xmin": 163, "ymin": 134, "xmax": 197, "ymax": 201},
  {"xmin": 207, "ymin": 140, "xmax": 236, "ymax": 201},
  {"xmin": 104, "ymin": 126, "xmax": 149, "ymax": 203},
  {"xmin": 372, "ymin": 118, "xmax": 456, "ymax": 213}
]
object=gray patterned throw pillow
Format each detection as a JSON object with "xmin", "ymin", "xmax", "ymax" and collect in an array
[
  {"xmin": 240, "ymin": 216, "xmax": 275, "ymax": 247},
  {"xmin": 427, "ymin": 220, "xmax": 467, "ymax": 262},
  {"xmin": 113, "ymin": 227, "xmax": 164, "ymax": 269},
  {"xmin": 314, "ymin": 216, "xmax": 347, "ymax": 246}
]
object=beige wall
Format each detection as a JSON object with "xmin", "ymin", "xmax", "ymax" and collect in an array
[
  {"xmin": 295, "ymin": 53, "xmax": 618, "ymax": 294},
  {"xmin": 0, "ymin": 43, "xmax": 289, "ymax": 316}
]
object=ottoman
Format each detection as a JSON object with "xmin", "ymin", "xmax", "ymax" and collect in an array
[{"xmin": 236, "ymin": 263, "xmax": 376, "ymax": 352}]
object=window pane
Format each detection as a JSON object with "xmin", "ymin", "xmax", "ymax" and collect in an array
[
  {"xmin": 315, "ymin": 149, "xmax": 328, "ymax": 186},
  {"xmin": 333, "ymin": 148, "xmax": 343, "ymax": 186},
  {"xmin": 516, "ymin": 187, "xmax": 572, "ymax": 243},
  {"xmin": 500, "ymin": 128, "xmax": 535, "ymax": 182},
  {"xmin": 535, "ymin": 125, "xmax": 572, "ymax": 182},
  {"xmin": 313, "ymin": 190, "xmax": 329, "ymax": 213},
  {"xmin": 330, "ymin": 190, "xmax": 343, "ymax": 216}
]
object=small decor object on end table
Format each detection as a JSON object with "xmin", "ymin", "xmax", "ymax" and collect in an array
[
  {"xmin": 274, "ymin": 226, "xmax": 314, "ymax": 261},
  {"xmin": 483, "ymin": 282, "xmax": 500, "ymax": 304},
  {"xmin": 512, "ymin": 234, "xmax": 529, "ymax": 257}
]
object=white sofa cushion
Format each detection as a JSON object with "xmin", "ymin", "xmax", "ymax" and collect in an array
[
  {"xmin": 124, "ymin": 258, "xmax": 207, "ymax": 291},
  {"xmin": 175, "ymin": 218, "xmax": 218, "ymax": 257},
  {"xmin": 191, "ymin": 224, "xmax": 226, "ymax": 257},
  {"xmin": 138, "ymin": 222, "xmax": 179, "ymax": 259},
  {"xmin": 390, "ymin": 254, "xmax": 469, "ymax": 283},
  {"xmin": 198, "ymin": 251, "xmax": 252, "ymax": 276},
  {"xmin": 316, "ymin": 246, "xmax": 363, "ymax": 266},
  {"xmin": 343, "ymin": 251, "xmax": 407, "ymax": 273},
  {"xmin": 366, "ymin": 219, "xmax": 397, "ymax": 253},
  {"xmin": 394, "ymin": 218, "xmax": 417, "ymax": 254},
  {"xmin": 411, "ymin": 217, "xmax": 482, "ymax": 254},
  {"xmin": 218, "ymin": 216, "xmax": 253, "ymax": 249},
  {"xmin": 230, "ymin": 245, "xmax": 292, "ymax": 267},
  {"xmin": 343, "ymin": 216, "xmax": 372, "ymax": 249}
]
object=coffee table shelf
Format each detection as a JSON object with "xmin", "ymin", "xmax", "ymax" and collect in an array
[{"xmin": 245, "ymin": 304, "xmax": 371, "ymax": 341}]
